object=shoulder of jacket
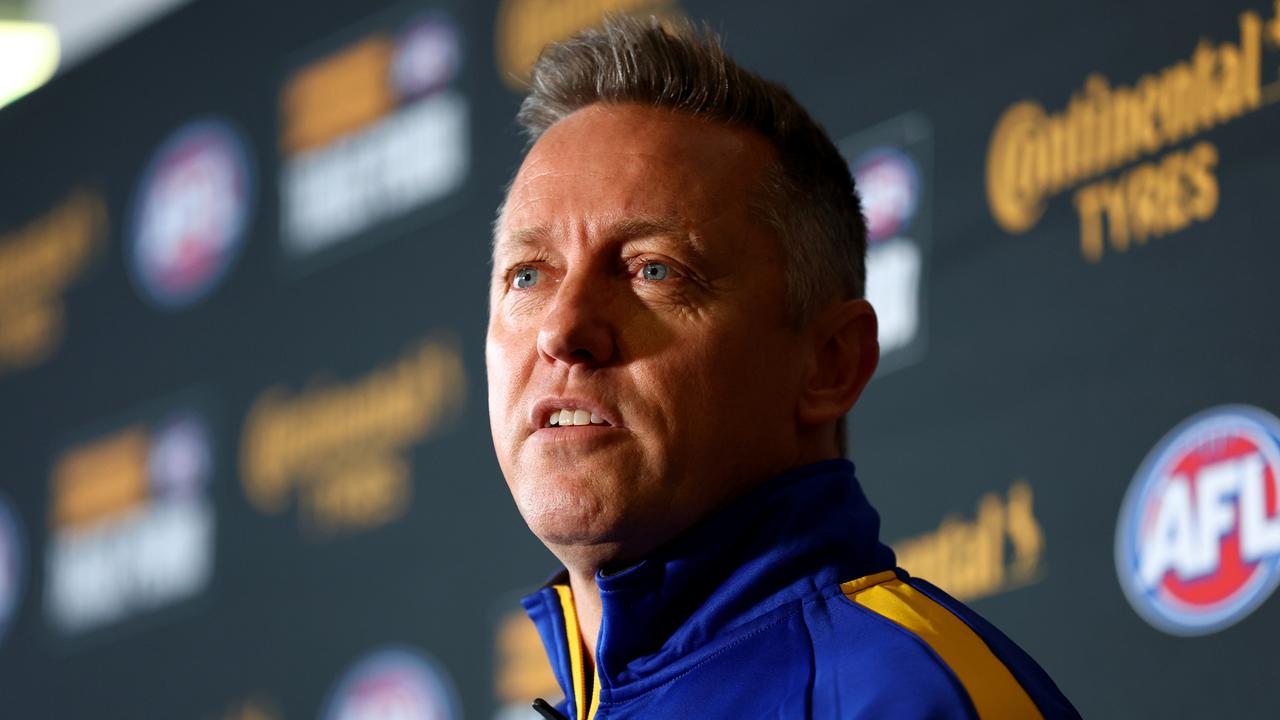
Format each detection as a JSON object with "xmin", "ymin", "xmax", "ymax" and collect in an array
[{"xmin": 802, "ymin": 570, "xmax": 1049, "ymax": 720}]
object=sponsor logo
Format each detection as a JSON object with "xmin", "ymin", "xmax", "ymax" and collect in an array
[
  {"xmin": 854, "ymin": 147, "xmax": 920, "ymax": 245},
  {"xmin": 127, "ymin": 118, "xmax": 255, "ymax": 310},
  {"xmin": 495, "ymin": 0, "xmax": 683, "ymax": 88},
  {"xmin": 838, "ymin": 113, "xmax": 932, "ymax": 376},
  {"xmin": 493, "ymin": 603, "xmax": 561, "ymax": 720},
  {"xmin": 0, "ymin": 189, "xmax": 106, "ymax": 375},
  {"xmin": 240, "ymin": 338, "xmax": 465, "ymax": 536},
  {"xmin": 1116, "ymin": 405, "xmax": 1280, "ymax": 635},
  {"xmin": 894, "ymin": 479, "xmax": 1045, "ymax": 603},
  {"xmin": 279, "ymin": 5, "xmax": 468, "ymax": 266},
  {"xmin": 986, "ymin": 3, "xmax": 1280, "ymax": 262},
  {"xmin": 322, "ymin": 646, "xmax": 459, "ymax": 720},
  {"xmin": 0, "ymin": 493, "xmax": 24, "ymax": 646},
  {"xmin": 392, "ymin": 12, "xmax": 463, "ymax": 98},
  {"xmin": 45, "ymin": 405, "xmax": 216, "ymax": 636},
  {"xmin": 210, "ymin": 695, "xmax": 281, "ymax": 720}
]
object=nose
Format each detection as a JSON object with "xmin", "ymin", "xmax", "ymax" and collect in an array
[{"xmin": 537, "ymin": 268, "xmax": 617, "ymax": 368}]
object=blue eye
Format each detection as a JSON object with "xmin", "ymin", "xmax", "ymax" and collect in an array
[
  {"xmin": 641, "ymin": 261, "xmax": 670, "ymax": 281},
  {"xmin": 513, "ymin": 266, "xmax": 540, "ymax": 289}
]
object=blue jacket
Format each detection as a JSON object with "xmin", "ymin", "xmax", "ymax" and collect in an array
[{"xmin": 523, "ymin": 459, "xmax": 1079, "ymax": 719}]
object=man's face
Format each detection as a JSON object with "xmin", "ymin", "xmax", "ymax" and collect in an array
[{"xmin": 487, "ymin": 103, "xmax": 807, "ymax": 562}]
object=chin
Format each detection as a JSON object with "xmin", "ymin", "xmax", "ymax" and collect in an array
[{"xmin": 512, "ymin": 471, "xmax": 621, "ymax": 549}]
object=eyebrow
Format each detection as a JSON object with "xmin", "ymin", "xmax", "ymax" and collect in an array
[{"xmin": 494, "ymin": 215, "xmax": 696, "ymax": 257}]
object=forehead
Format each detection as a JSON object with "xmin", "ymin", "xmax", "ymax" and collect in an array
[{"xmin": 498, "ymin": 104, "xmax": 775, "ymax": 248}]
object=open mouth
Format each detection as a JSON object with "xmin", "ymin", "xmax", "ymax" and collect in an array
[
  {"xmin": 531, "ymin": 398, "xmax": 620, "ymax": 432},
  {"xmin": 543, "ymin": 408, "xmax": 612, "ymax": 428}
]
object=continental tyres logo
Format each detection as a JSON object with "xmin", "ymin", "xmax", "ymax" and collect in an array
[
  {"xmin": 494, "ymin": 605, "xmax": 561, "ymax": 716},
  {"xmin": 495, "ymin": 0, "xmax": 683, "ymax": 88},
  {"xmin": 213, "ymin": 696, "xmax": 280, "ymax": 720},
  {"xmin": 240, "ymin": 339, "xmax": 465, "ymax": 535},
  {"xmin": 893, "ymin": 480, "xmax": 1044, "ymax": 603},
  {"xmin": 986, "ymin": 3, "xmax": 1280, "ymax": 262},
  {"xmin": 0, "ymin": 190, "xmax": 105, "ymax": 375}
]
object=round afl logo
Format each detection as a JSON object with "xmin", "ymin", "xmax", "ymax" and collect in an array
[
  {"xmin": 0, "ymin": 493, "xmax": 24, "ymax": 646},
  {"xmin": 148, "ymin": 411, "xmax": 213, "ymax": 500},
  {"xmin": 392, "ymin": 12, "xmax": 462, "ymax": 98},
  {"xmin": 127, "ymin": 118, "xmax": 254, "ymax": 310},
  {"xmin": 322, "ymin": 646, "xmax": 459, "ymax": 720},
  {"xmin": 1116, "ymin": 405, "xmax": 1280, "ymax": 635},
  {"xmin": 850, "ymin": 146, "xmax": 919, "ymax": 245}
]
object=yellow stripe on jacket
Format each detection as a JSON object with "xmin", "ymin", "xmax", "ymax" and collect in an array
[
  {"xmin": 842, "ymin": 571, "xmax": 1043, "ymax": 719},
  {"xmin": 553, "ymin": 584, "xmax": 600, "ymax": 720}
]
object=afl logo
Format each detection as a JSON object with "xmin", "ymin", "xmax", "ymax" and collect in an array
[
  {"xmin": 127, "ymin": 117, "xmax": 254, "ymax": 310},
  {"xmin": 0, "ymin": 493, "xmax": 24, "ymax": 646},
  {"xmin": 850, "ymin": 146, "xmax": 919, "ymax": 245},
  {"xmin": 1116, "ymin": 405, "xmax": 1280, "ymax": 635},
  {"xmin": 321, "ymin": 646, "xmax": 459, "ymax": 720},
  {"xmin": 391, "ymin": 11, "xmax": 463, "ymax": 99}
]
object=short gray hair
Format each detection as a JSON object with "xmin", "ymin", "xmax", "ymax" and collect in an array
[
  {"xmin": 508, "ymin": 14, "xmax": 868, "ymax": 453},
  {"xmin": 513, "ymin": 14, "xmax": 867, "ymax": 322}
]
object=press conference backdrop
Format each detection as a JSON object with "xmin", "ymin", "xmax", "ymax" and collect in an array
[{"xmin": 1, "ymin": 0, "xmax": 1278, "ymax": 717}]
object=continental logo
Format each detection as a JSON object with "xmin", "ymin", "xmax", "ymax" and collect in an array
[
  {"xmin": 240, "ymin": 339, "xmax": 465, "ymax": 535},
  {"xmin": 207, "ymin": 696, "xmax": 280, "ymax": 720},
  {"xmin": 494, "ymin": 607, "xmax": 561, "ymax": 711},
  {"xmin": 893, "ymin": 480, "xmax": 1044, "ymax": 603},
  {"xmin": 986, "ymin": 3, "xmax": 1280, "ymax": 261},
  {"xmin": 495, "ymin": 0, "xmax": 683, "ymax": 88},
  {"xmin": 0, "ymin": 190, "xmax": 105, "ymax": 374}
]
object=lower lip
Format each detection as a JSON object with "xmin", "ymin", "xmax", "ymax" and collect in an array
[{"xmin": 530, "ymin": 425, "xmax": 625, "ymax": 445}]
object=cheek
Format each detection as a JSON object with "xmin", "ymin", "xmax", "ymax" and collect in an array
[
  {"xmin": 637, "ymin": 331, "xmax": 748, "ymax": 432},
  {"xmin": 694, "ymin": 324, "xmax": 798, "ymax": 416},
  {"xmin": 485, "ymin": 326, "xmax": 528, "ymax": 432}
]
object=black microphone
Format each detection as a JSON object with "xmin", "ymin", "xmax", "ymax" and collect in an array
[{"xmin": 532, "ymin": 698, "xmax": 570, "ymax": 720}]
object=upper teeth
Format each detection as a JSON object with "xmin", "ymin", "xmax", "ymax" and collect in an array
[{"xmin": 548, "ymin": 408, "xmax": 605, "ymax": 427}]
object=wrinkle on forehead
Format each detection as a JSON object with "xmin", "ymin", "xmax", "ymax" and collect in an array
[
  {"xmin": 501, "ymin": 155, "xmax": 743, "ymax": 236},
  {"xmin": 495, "ymin": 214, "xmax": 701, "ymax": 260},
  {"xmin": 494, "ymin": 103, "xmax": 776, "ymax": 254}
]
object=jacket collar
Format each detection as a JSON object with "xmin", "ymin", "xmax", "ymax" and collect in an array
[{"xmin": 522, "ymin": 458, "xmax": 895, "ymax": 708}]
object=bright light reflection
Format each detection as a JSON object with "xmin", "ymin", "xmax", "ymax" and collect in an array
[{"xmin": 0, "ymin": 21, "xmax": 61, "ymax": 110}]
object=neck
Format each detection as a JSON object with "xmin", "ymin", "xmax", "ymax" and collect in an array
[
  {"xmin": 567, "ymin": 565, "xmax": 603, "ymax": 668},
  {"xmin": 553, "ymin": 445, "xmax": 840, "ymax": 669}
]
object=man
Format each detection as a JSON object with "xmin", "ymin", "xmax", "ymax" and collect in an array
[{"xmin": 486, "ymin": 15, "xmax": 1078, "ymax": 719}]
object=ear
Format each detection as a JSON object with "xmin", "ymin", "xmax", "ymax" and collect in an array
[{"xmin": 797, "ymin": 298, "xmax": 879, "ymax": 426}]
